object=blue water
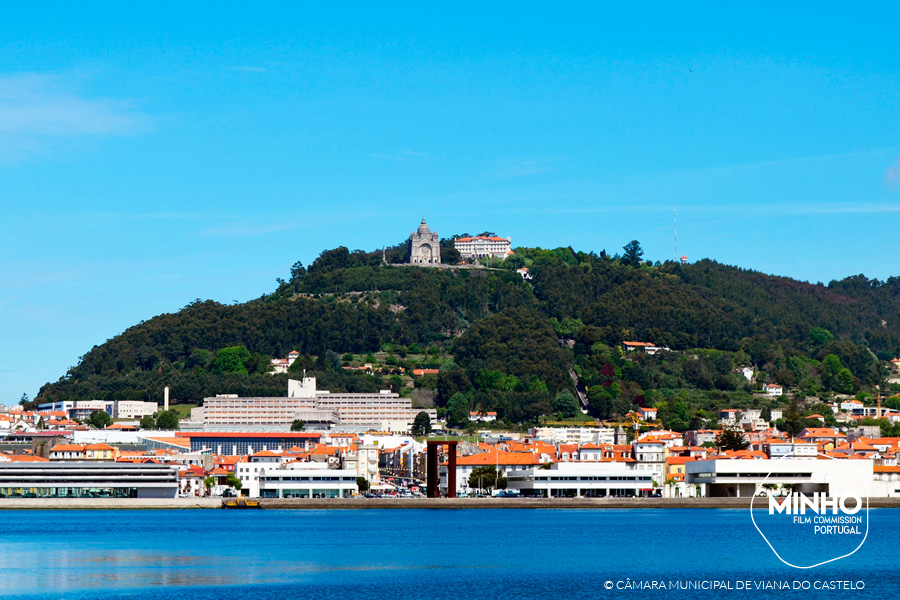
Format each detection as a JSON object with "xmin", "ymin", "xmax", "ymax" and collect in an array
[{"xmin": 0, "ymin": 509, "xmax": 895, "ymax": 599}]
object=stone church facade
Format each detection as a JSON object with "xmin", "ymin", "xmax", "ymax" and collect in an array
[{"xmin": 409, "ymin": 217, "xmax": 441, "ymax": 265}]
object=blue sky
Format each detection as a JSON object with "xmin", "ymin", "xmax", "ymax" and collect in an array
[{"xmin": 2, "ymin": 5, "xmax": 900, "ymax": 402}]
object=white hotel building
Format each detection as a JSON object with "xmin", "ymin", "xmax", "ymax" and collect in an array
[{"xmin": 453, "ymin": 235, "xmax": 513, "ymax": 260}]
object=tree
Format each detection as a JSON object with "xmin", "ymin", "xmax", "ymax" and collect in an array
[
  {"xmin": 467, "ymin": 466, "xmax": 507, "ymax": 493},
  {"xmin": 552, "ymin": 390, "xmax": 580, "ymax": 419},
  {"xmin": 446, "ymin": 393, "xmax": 470, "ymax": 428},
  {"xmin": 204, "ymin": 477, "xmax": 216, "ymax": 495},
  {"xmin": 139, "ymin": 415, "xmax": 156, "ymax": 429},
  {"xmin": 290, "ymin": 260, "xmax": 307, "ymax": 282},
  {"xmin": 225, "ymin": 474, "xmax": 242, "ymax": 491},
  {"xmin": 356, "ymin": 477, "xmax": 370, "ymax": 493},
  {"xmin": 411, "ymin": 411, "xmax": 432, "ymax": 436},
  {"xmin": 36, "ymin": 417, "xmax": 46, "ymax": 430},
  {"xmin": 622, "ymin": 240, "xmax": 644, "ymax": 267},
  {"xmin": 210, "ymin": 346, "xmax": 252, "ymax": 375},
  {"xmin": 716, "ymin": 422, "xmax": 748, "ymax": 452},
  {"xmin": 19, "ymin": 393, "xmax": 29, "ymax": 406},
  {"xmin": 88, "ymin": 410, "xmax": 112, "ymax": 429},
  {"xmin": 779, "ymin": 397, "xmax": 806, "ymax": 438},
  {"xmin": 809, "ymin": 327, "xmax": 833, "ymax": 347},
  {"xmin": 155, "ymin": 410, "xmax": 180, "ymax": 430},
  {"xmin": 835, "ymin": 368, "xmax": 854, "ymax": 394},
  {"xmin": 290, "ymin": 419, "xmax": 306, "ymax": 432},
  {"xmin": 821, "ymin": 354, "xmax": 843, "ymax": 390}
]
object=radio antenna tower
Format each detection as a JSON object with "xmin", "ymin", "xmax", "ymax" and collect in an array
[{"xmin": 674, "ymin": 203, "xmax": 678, "ymax": 260}]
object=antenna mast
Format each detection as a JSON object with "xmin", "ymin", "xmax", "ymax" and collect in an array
[{"xmin": 674, "ymin": 203, "xmax": 678, "ymax": 260}]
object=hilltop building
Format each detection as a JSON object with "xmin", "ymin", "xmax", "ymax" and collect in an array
[
  {"xmin": 454, "ymin": 235, "xmax": 512, "ymax": 260},
  {"xmin": 409, "ymin": 217, "xmax": 441, "ymax": 265}
]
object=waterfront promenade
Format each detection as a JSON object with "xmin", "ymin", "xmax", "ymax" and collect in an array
[{"xmin": 3, "ymin": 496, "xmax": 900, "ymax": 509}]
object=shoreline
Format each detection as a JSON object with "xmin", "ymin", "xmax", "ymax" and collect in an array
[{"xmin": 2, "ymin": 497, "xmax": 900, "ymax": 509}]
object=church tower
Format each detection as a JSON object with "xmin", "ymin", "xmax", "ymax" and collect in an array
[{"xmin": 409, "ymin": 217, "xmax": 441, "ymax": 265}]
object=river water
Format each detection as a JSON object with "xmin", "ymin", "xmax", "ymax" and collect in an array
[{"xmin": 0, "ymin": 508, "xmax": 894, "ymax": 599}]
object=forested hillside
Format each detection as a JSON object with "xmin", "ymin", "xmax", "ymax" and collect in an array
[{"xmin": 37, "ymin": 241, "xmax": 900, "ymax": 430}]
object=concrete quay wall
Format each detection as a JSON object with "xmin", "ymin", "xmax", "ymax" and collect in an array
[{"xmin": 3, "ymin": 497, "xmax": 899, "ymax": 510}]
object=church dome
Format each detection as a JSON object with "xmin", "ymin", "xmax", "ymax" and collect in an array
[{"xmin": 417, "ymin": 217, "xmax": 431, "ymax": 235}]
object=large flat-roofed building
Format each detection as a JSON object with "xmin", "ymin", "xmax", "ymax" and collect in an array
[
  {"xmin": 199, "ymin": 378, "xmax": 436, "ymax": 432},
  {"xmin": 0, "ymin": 461, "xmax": 178, "ymax": 499},
  {"xmin": 530, "ymin": 426, "xmax": 615, "ymax": 445},
  {"xmin": 506, "ymin": 462, "xmax": 653, "ymax": 498},
  {"xmin": 37, "ymin": 400, "xmax": 158, "ymax": 421},
  {"xmin": 258, "ymin": 462, "xmax": 359, "ymax": 499},
  {"xmin": 315, "ymin": 391, "xmax": 437, "ymax": 430},
  {"xmin": 201, "ymin": 394, "xmax": 338, "ymax": 428},
  {"xmin": 176, "ymin": 432, "xmax": 321, "ymax": 455},
  {"xmin": 686, "ymin": 458, "xmax": 873, "ymax": 498}
]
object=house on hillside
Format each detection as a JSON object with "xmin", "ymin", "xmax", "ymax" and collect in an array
[{"xmin": 621, "ymin": 341, "xmax": 663, "ymax": 355}]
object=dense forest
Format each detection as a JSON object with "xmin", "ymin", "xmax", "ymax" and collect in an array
[{"xmin": 36, "ymin": 239, "xmax": 900, "ymax": 430}]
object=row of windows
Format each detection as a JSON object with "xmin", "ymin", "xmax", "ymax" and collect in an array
[
  {"xmin": 534, "ymin": 475, "xmax": 651, "ymax": 482},
  {"xmin": 263, "ymin": 476, "xmax": 356, "ymax": 482},
  {"xmin": 693, "ymin": 472, "xmax": 813, "ymax": 479},
  {"xmin": 0, "ymin": 487, "xmax": 140, "ymax": 498}
]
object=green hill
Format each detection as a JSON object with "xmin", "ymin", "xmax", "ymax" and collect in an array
[{"xmin": 37, "ymin": 242, "xmax": 900, "ymax": 429}]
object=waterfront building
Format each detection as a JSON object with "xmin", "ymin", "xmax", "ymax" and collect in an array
[
  {"xmin": 439, "ymin": 451, "xmax": 543, "ymax": 495},
  {"xmin": 633, "ymin": 437, "xmax": 666, "ymax": 484},
  {"xmin": 0, "ymin": 461, "xmax": 178, "ymax": 498},
  {"xmin": 258, "ymin": 461, "xmax": 358, "ymax": 499},
  {"xmin": 506, "ymin": 461, "xmax": 653, "ymax": 498},
  {"xmin": 340, "ymin": 443, "xmax": 381, "ymax": 485},
  {"xmin": 685, "ymin": 457, "xmax": 873, "ymax": 498}
]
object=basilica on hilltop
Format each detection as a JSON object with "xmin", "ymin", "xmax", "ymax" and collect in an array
[{"xmin": 408, "ymin": 217, "xmax": 441, "ymax": 265}]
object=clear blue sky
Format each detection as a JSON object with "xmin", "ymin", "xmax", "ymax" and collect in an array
[{"xmin": 3, "ymin": 4, "xmax": 900, "ymax": 403}]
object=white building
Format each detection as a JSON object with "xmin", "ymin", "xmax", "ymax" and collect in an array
[
  {"xmin": 269, "ymin": 350, "xmax": 300, "ymax": 374},
  {"xmin": 531, "ymin": 427, "xmax": 615, "ymax": 445},
  {"xmin": 453, "ymin": 235, "xmax": 512, "ymax": 260},
  {"xmin": 686, "ymin": 458, "xmax": 874, "ymax": 498},
  {"xmin": 38, "ymin": 400, "xmax": 158, "ymax": 421},
  {"xmin": 633, "ymin": 438, "xmax": 666, "ymax": 484},
  {"xmin": 766, "ymin": 441, "xmax": 818, "ymax": 459},
  {"xmin": 469, "ymin": 411, "xmax": 497, "ymax": 423},
  {"xmin": 506, "ymin": 461, "xmax": 653, "ymax": 497},
  {"xmin": 340, "ymin": 444, "xmax": 381, "ymax": 485},
  {"xmin": 202, "ymin": 378, "xmax": 435, "ymax": 431},
  {"xmin": 764, "ymin": 384, "xmax": 783, "ymax": 397},
  {"xmin": 258, "ymin": 462, "xmax": 358, "ymax": 499}
]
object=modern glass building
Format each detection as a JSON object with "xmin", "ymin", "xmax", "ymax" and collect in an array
[{"xmin": 0, "ymin": 461, "xmax": 179, "ymax": 499}]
